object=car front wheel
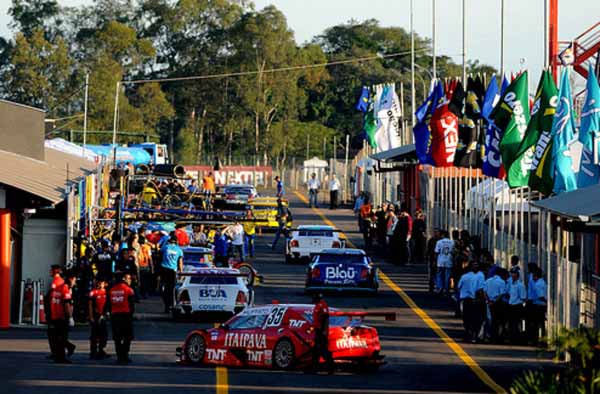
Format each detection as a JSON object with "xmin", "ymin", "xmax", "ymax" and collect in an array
[
  {"xmin": 185, "ymin": 333, "xmax": 206, "ymax": 365},
  {"xmin": 273, "ymin": 338, "xmax": 295, "ymax": 370}
]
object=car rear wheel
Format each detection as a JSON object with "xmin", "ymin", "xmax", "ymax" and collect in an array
[
  {"xmin": 273, "ymin": 338, "xmax": 295, "ymax": 370},
  {"xmin": 185, "ymin": 334, "xmax": 206, "ymax": 365}
]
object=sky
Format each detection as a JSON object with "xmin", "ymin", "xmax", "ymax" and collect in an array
[{"xmin": 1, "ymin": 0, "xmax": 599, "ymax": 89}]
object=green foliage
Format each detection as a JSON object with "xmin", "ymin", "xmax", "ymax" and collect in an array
[
  {"xmin": 510, "ymin": 326, "xmax": 600, "ymax": 394},
  {"xmin": 0, "ymin": 0, "xmax": 495, "ymax": 164}
]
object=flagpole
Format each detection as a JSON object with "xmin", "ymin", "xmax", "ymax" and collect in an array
[
  {"xmin": 500, "ymin": 0, "xmax": 505, "ymax": 77},
  {"xmin": 527, "ymin": 187, "xmax": 532, "ymax": 263},
  {"xmin": 500, "ymin": 182, "xmax": 506, "ymax": 264},
  {"xmin": 491, "ymin": 177, "xmax": 497, "ymax": 261},
  {"xmin": 520, "ymin": 187, "xmax": 525, "ymax": 264},
  {"xmin": 462, "ymin": 0, "xmax": 467, "ymax": 86},
  {"xmin": 432, "ymin": 0, "xmax": 437, "ymax": 80},
  {"xmin": 410, "ymin": 0, "xmax": 416, "ymax": 127},
  {"xmin": 83, "ymin": 73, "xmax": 89, "ymax": 157}
]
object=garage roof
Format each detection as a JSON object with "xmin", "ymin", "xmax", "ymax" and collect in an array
[
  {"xmin": 0, "ymin": 147, "xmax": 99, "ymax": 204},
  {"xmin": 370, "ymin": 144, "xmax": 417, "ymax": 163},
  {"xmin": 530, "ymin": 184, "xmax": 600, "ymax": 222}
]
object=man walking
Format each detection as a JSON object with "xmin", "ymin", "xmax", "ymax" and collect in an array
[
  {"xmin": 328, "ymin": 173, "xmax": 340, "ymax": 209},
  {"xmin": 88, "ymin": 278, "xmax": 109, "ymax": 359},
  {"xmin": 275, "ymin": 175, "xmax": 285, "ymax": 198},
  {"xmin": 106, "ymin": 273, "xmax": 135, "ymax": 364},
  {"xmin": 159, "ymin": 235, "xmax": 183, "ymax": 313},
  {"xmin": 307, "ymin": 173, "xmax": 320, "ymax": 208},
  {"xmin": 434, "ymin": 231, "xmax": 454, "ymax": 294},
  {"xmin": 394, "ymin": 204, "xmax": 413, "ymax": 265},
  {"xmin": 48, "ymin": 271, "xmax": 77, "ymax": 363},
  {"xmin": 507, "ymin": 267, "xmax": 526, "ymax": 343}
]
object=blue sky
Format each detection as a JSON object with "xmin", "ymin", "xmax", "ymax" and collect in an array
[{"xmin": 1, "ymin": 0, "xmax": 599, "ymax": 88}]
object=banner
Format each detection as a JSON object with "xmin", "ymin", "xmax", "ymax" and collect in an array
[
  {"xmin": 185, "ymin": 166, "xmax": 273, "ymax": 186},
  {"xmin": 507, "ymin": 70, "xmax": 558, "ymax": 187},
  {"xmin": 482, "ymin": 122, "xmax": 506, "ymax": 179},
  {"xmin": 413, "ymin": 81, "xmax": 442, "ymax": 165},
  {"xmin": 429, "ymin": 98, "xmax": 459, "ymax": 167},
  {"xmin": 374, "ymin": 84, "xmax": 402, "ymax": 153},
  {"xmin": 577, "ymin": 65, "xmax": 600, "ymax": 188}
]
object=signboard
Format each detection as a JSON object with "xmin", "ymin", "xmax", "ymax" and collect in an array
[{"xmin": 184, "ymin": 166, "xmax": 273, "ymax": 186}]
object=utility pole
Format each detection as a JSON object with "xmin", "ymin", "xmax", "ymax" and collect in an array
[
  {"xmin": 432, "ymin": 0, "xmax": 437, "ymax": 80},
  {"xmin": 83, "ymin": 73, "xmax": 89, "ymax": 156},
  {"xmin": 462, "ymin": 0, "xmax": 467, "ymax": 85},
  {"xmin": 344, "ymin": 134, "xmax": 350, "ymax": 203},
  {"xmin": 410, "ymin": 0, "xmax": 416, "ymax": 127}
]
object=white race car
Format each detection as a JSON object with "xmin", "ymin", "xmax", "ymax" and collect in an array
[
  {"xmin": 173, "ymin": 268, "xmax": 253, "ymax": 319},
  {"xmin": 285, "ymin": 225, "xmax": 345, "ymax": 264},
  {"xmin": 182, "ymin": 246, "xmax": 215, "ymax": 271}
]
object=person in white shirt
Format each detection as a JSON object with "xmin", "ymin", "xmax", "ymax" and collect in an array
[
  {"xmin": 506, "ymin": 267, "xmax": 526, "ymax": 343},
  {"xmin": 457, "ymin": 263, "xmax": 485, "ymax": 342},
  {"xmin": 434, "ymin": 231, "xmax": 455, "ymax": 294},
  {"xmin": 329, "ymin": 173, "xmax": 341, "ymax": 209},
  {"xmin": 225, "ymin": 221, "xmax": 245, "ymax": 262},
  {"xmin": 528, "ymin": 268, "xmax": 547, "ymax": 344},
  {"xmin": 307, "ymin": 173, "xmax": 320, "ymax": 208}
]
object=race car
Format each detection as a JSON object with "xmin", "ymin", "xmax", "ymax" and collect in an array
[
  {"xmin": 247, "ymin": 197, "xmax": 293, "ymax": 230},
  {"xmin": 285, "ymin": 225, "xmax": 344, "ymax": 264},
  {"xmin": 223, "ymin": 184, "xmax": 258, "ymax": 208},
  {"xmin": 176, "ymin": 303, "xmax": 392, "ymax": 371},
  {"xmin": 172, "ymin": 268, "xmax": 253, "ymax": 319},
  {"xmin": 305, "ymin": 249, "xmax": 378, "ymax": 293}
]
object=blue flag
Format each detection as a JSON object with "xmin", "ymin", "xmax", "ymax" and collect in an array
[
  {"xmin": 552, "ymin": 68, "xmax": 578, "ymax": 194},
  {"xmin": 577, "ymin": 65, "xmax": 600, "ymax": 188},
  {"xmin": 481, "ymin": 75, "xmax": 499, "ymax": 121},
  {"xmin": 482, "ymin": 122, "xmax": 505, "ymax": 178},
  {"xmin": 501, "ymin": 75, "xmax": 509, "ymax": 94},
  {"xmin": 413, "ymin": 81, "xmax": 441, "ymax": 164},
  {"xmin": 355, "ymin": 86, "xmax": 370, "ymax": 112}
]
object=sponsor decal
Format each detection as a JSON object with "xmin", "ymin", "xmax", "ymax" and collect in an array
[
  {"xmin": 264, "ymin": 350, "xmax": 272, "ymax": 365},
  {"xmin": 224, "ymin": 333, "xmax": 267, "ymax": 349},
  {"xmin": 289, "ymin": 319, "xmax": 306, "ymax": 328},
  {"xmin": 247, "ymin": 350, "xmax": 264, "ymax": 363},
  {"xmin": 196, "ymin": 304, "xmax": 226, "ymax": 311},
  {"xmin": 335, "ymin": 336, "xmax": 368, "ymax": 350},
  {"xmin": 207, "ymin": 348, "xmax": 226, "ymax": 361},
  {"xmin": 265, "ymin": 306, "xmax": 287, "ymax": 327},
  {"xmin": 198, "ymin": 288, "xmax": 227, "ymax": 298},
  {"xmin": 325, "ymin": 266, "xmax": 356, "ymax": 280},
  {"xmin": 210, "ymin": 331, "xmax": 219, "ymax": 341}
]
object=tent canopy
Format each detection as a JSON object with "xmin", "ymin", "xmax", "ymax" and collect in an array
[{"xmin": 531, "ymin": 183, "xmax": 600, "ymax": 222}]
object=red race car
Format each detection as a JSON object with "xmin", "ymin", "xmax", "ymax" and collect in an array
[{"xmin": 176, "ymin": 303, "xmax": 394, "ymax": 371}]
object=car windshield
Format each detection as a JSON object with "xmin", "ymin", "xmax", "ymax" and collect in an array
[
  {"xmin": 226, "ymin": 187, "xmax": 254, "ymax": 195},
  {"xmin": 189, "ymin": 276, "xmax": 238, "ymax": 285},
  {"xmin": 315, "ymin": 253, "xmax": 365, "ymax": 264},
  {"xmin": 299, "ymin": 230, "xmax": 333, "ymax": 237},
  {"xmin": 228, "ymin": 314, "xmax": 267, "ymax": 329},
  {"xmin": 303, "ymin": 312, "xmax": 361, "ymax": 327},
  {"xmin": 184, "ymin": 251, "xmax": 212, "ymax": 264}
]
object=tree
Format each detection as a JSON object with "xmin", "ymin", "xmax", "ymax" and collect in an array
[{"xmin": 9, "ymin": 0, "xmax": 60, "ymax": 38}]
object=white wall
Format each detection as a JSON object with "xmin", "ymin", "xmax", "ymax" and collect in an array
[{"xmin": 22, "ymin": 219, "xmax": 66, "ymax": 290}]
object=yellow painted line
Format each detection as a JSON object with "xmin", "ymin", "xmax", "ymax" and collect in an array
[
  {"xmin": 294, "ymin": 191, "xmax": 506, "ymax": 394},
  {"xmin": 214, "ymin": 323, "xmax": 229, "ymax": 394}
]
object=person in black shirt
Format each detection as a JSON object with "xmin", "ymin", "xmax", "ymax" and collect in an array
[
  {"xmin": 92, "ymin": 240, "xmax": 115, "ymax": 283},
  {"xmin": 411, "ymin": 210, "xmax": 427, "ymax": 264}
]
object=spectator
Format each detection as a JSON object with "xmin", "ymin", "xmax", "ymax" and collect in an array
[
  {"xmin": 188, "ymin": 179, "xmax": 200, "ymax": 194},
  {"xmin": 386, "ymin": 206, "xmax": 398, "ymax": 257},
  {"xmin": 174, "ymin": 223, "xmax": 190, "ymax": 247},
  {"xmin": 506, "ymin": 267, "xmax": 526, "ymax": 343},
  {"xmin": 426, "ymin": 228, "xmax": 442, "ymax": 293},
  {"xmin": 275, "ymin": 175, "xmax": 285, "ymax": 197},
  {"xmin": 214, "ymin": 230, "xmax": 229, "ymax": 267},
  {"xmin": 159, "ymin": 236, "xmax": 183, "ymax": 313},
  {"xmin": 307, "ymin": 173, "xmax": 320, "ymax": 207},
  {"xmin": 191, "ymin": 224, "xmax": 208, "ymax": 246},
  {"xmin": 434, "ymin": 231, "xmax": 455, "ymax": 294},
  {"xmin": 528, "ymin": 267, "xmax": 547, "ymax": 345},
  {"xmin": 137, "ymin": 237, "xmax": 153, "ymax": 299},
  {"xmin": 394, "ymin": 204, "xmax": 413, "ymax": 265},
  {"xmin": 243, "ymin": 210, "xmax": 256, "ymax": 258},
  {"xmin": 328, "ymin": 173, "xmax": 341, "ymax": 209},
  {"xmin": 458, "ymin": 263, "xmax": 485, "ymax": 342},
  {"xmin": 411, "ymin": 210, "xmax": 427, "ymax": 264},
  {"xmin": 485, "ymin": 268, "xmax": 508, "ymax": 343},
  {"xmin": 375, "ymin": 203, "xmax": 389, "ymax": 252},
  {"xmin": 226, "ymin": 220, "xmax": 245, "ymax": 262},
  {"xmin": 92, "ymin": 240, "xmax": 115, "ymax": 283},
  {"xmin": 525, "ymin": 262, "xmax": 539, "ymax": 341},
  {"xmin": 359, "ymin": 197, "xmax": 374, "ymax": 249},
  {"xmin": 353, "ymin": 192, "xmax": 365, "ymax": 215},
  {"xmin": 202, "ymin": 172, "xmax": 216, "ymax": 196},
  {"xmin": 510, "ymin": 255, "xmax": 520, "ymax": 272}
]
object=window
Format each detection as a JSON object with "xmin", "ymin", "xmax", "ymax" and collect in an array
[
  {"xmin": 228, "ymin": 314, "xmax": 267, "ymax": 329},
  {"xmin": 184, "ymin": 252, "xmax": 212, "ymax": 264},
  {"xmin": 316, "ymin": 254, "xmax": 365, "ymax": 264},
  {"xmin": 190, "ymin": 276, "xmax": 238, "ymax": 285},
  {"xmin": 299, "ymin": 230, "xmax": 333, "ymax": 237},
  {"xmin": 302, "ymin": 312, "xmax": 361, "ymax": 327}
]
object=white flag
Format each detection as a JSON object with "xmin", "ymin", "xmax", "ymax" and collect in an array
[{"xmin": 373, "ymin": 83, "xmax": 402, "ymax": 152}]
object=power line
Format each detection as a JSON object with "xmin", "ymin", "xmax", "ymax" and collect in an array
[{"xmin": 122, "ymin": 48, "xmax": 430, "ymax": 85}]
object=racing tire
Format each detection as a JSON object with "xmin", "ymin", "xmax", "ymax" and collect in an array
[
  {"xmin": 237, "ymin": 263, "xmax": 255, "ymax": 287},
  {"xmin": 273, "ymin": 338, "xmax": 296, "ymax": 370},
  {"xmin": 185, "ymin": 333, "xmax": 206, "ymax": 365}
]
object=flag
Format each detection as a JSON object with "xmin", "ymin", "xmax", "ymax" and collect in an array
[
  {"xmin": 373, "ymin": 84, "xmax": 402, "ymax": 152},
  {"xmin": 363, "ymin": 101, "xmax": 378, "ymax": 149},
  {"xmin": 429, "ymin": 85, "xmax": 459, "ymax": 167},
  {"xmin": 356, "ymin": 86, "xmax": 370, "ymax": 112},
  {"xmin": 413, "ymin": 80, "xmax": 441, "ymax": 164},
  {"xmin": 482, "ymin": 122, "xmax": 506, "ymax": 178},
  {"xmin": 495, "ymin": 71, "xmax": 530, "ymax": 173},
  {"xmin": 577, "ymin": 65, "xmax": 600, "ymax": 188},
  {"xmin": 454, "ymin": 78, "xmax": 479, "ymax": 167},
  {"xmin": 448, "ymin": 80, "xmax": 465, "ymax": 117},
  {"xmin": 507, "ymin": 70, "xmax": 558, "ymax": 187},
  {"xmin": 551, "ymin": 68, "xmax": 578, "ymax": 194},
  {"xmin": 481, "ymin": 75, "xmax": 499, "ymax": 121},
  {"xmin": 501, "ymin": 75, "xmax": 509, "ymax": 94}
]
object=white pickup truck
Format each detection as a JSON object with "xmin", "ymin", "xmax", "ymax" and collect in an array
[{"xmin": 285, "ymin": 225, "xmax": 344, "ymax": 263}]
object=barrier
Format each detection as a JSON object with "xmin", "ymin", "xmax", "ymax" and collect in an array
[{"xmin": 17, "ymin": 279, "xmax": 45, "ymax": 326}]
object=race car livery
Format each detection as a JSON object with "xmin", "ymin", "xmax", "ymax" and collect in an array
[
  {"xmin": 182, "ymin": 246, "xmax": 215, "ymax": 271},
  {"xmin": 305, "ymin": 249, "xmax": 378, "ymax": 293},
  {"xmin": 247, "ymin": 197, "xmax": 293, "ymax": 230},
  {"xmin": 286, "ymin": 225, "xmax": 344, "ymax": 263},
  {"xmin": 176, "ymin": 304, "xmax": 388, "ymax": 370},
  {"xmin": 173, "ymin": 268, "xmax": 252, "ymax": 318}
]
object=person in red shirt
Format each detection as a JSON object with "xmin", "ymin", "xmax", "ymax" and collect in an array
[
  {"xmin": 174, "ymin": 224, "xmax": 190, "ymax": 247},
  {"xmin": 106, "ymin": 272, "xmax": 135, "ymax": 364},
  {"xmin": 311, "ymin": 294, "xmax": 333, "ymax": 373},
  {"xmin": 88, "ymin": 278, "xmax": 109, "ymax": 360},
  {"xmin": 45, "ymin": 265, "xmax": 64, "ymax": 359},
  {"xmin": 48, "ymin": 270, "xmax": 77, "ymax": 363}
]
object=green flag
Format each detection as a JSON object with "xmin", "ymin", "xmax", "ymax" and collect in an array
[
  {"xmin": 528, "ymin": 138, "xmax": 554, "ymax": 196},
  {"xmin": 491, "ymin": 71, "xmax": 530, "ymax": 173},
  {"xmin": 507, "ymin": 70, "xmax": 558, "ymax": 187},
  {"xmin": 364, "ymin": 103, "xmax": 378, "ymax": 149}
]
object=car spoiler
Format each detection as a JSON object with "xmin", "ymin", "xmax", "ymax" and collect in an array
[
  {"xmin": 177, "ymin": 272, "xmax": 250, "ymax": 278},
  {"xmin": 329, "ymin": 311, "xmax": 396, "ymax": 321},
  {"xmin": 289, "ymin": 228, "xmax": 362, "ymax": 235}
]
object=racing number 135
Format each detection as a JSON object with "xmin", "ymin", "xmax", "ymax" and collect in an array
[{"xmin": 265, "ymin": 307, "xmax": 287, "ymax": 327}]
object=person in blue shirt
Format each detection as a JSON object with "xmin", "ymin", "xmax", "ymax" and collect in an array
[
  {"xmin": 275, "ymin": 176, "xmax": 284, "ymax": 197},
  {"xmin": 485, "ymin": 268, "xmax": 508, "ymax": 343},
  {"xmin": 213, "ymin": 230, "xmax": 230, "ymax": 268},
  {"xmin": 187, "ymin": 179, "xmax": 200, "ymax": 194},
  {"xmin": 159, "ymin": 236, "xmax": 183, "ymax": 313},
  {"xmin": 506, "ymin": 267, "xmax": 526, "ymax": 343},
  {"xmin": 457, "ymin": 263, "xmax": 485, "ymax": 342},
  {"xmin": 528, "ymin": 268, "xmax": 547, "ymax": 345},
  {"xmin": 525, "ymin": 262, "xmax": 539, "ymax": 341}
]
